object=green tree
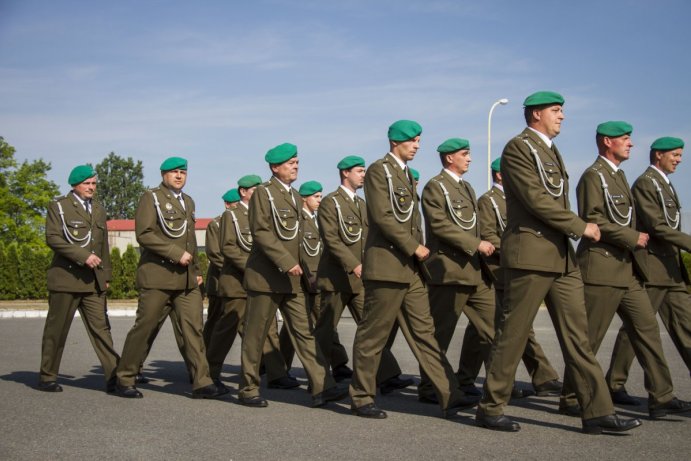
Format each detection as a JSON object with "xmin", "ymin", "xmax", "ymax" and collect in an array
[
  {"xmin": 0, "ymin": 242, "xmax": 8, "ymax": 299},
  {"xmin": 120, "ymin": 245, "xmax": 140, "ymax": 298},
  {"xmin": 94, "ymin": 152, "xmax": 146, "ymax": 219},
  {"xmin": 108, "ymin": 247, "xmax": 124, "ymax": 299},
  {"xmin": 3, "ymin": 243, "xmax": 20, "ymax": 300},
  {"xmin": 0, "ymin": 136, "xmax": 60, "ymax": 247},
  {"xmin": 18, "ymin": 244, "xmax": 49, "ymax": 298}
]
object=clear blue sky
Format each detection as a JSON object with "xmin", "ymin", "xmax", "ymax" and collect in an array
[{"xmin": 1, "ymin": 0, "xmax": 690, "ymax": 217}]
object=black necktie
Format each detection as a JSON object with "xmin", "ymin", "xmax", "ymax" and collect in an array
[
  {"xmin": 85, "ymin": 200, "xmax": 91, "ymax": 214},
  {"xmin": 177, "ymin": 195, "xmax": 185, "ymax": 210}
]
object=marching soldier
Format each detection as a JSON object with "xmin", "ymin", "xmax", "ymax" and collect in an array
[
  {"xmin": 458, "ymin": 157, "xmax": 562, "ymax": 397},
  {"xmin": 39, "ymin": 165, "xmax": 119, "ymax": 392},
  {"xmin": 206, "ymin": 176, "xmax": 297, "ymax": 390},
  {"xmin": 314, "ymin": 156, "xmax": 411, "ymax": 389},
  {"xmin": 607, "ymin": 136, "xmax": 691, "ymax": 403},
  {"xmin": 349, "ymin": 121, "xmax": 478, "ymax": 419},
  {"xmin": 417, "ymin": 138, "xmax": 498, "ymax": 404},
  {"xmin": 279, "ymin": 180, "xmax": 324, "ymax": 371},
  {"xmin": 114, "ymin": 157, "xmax": 225, "ymax": 399},
  {"xmin": 475, "ymin": 92, "xmax": 640, "ymax": 434},
  {"xmin": 202, "ymin": 188, "xmax": 240, "ymax": 348},
  {"xmin": 238, "ymin": 144, "xmax": 347, "ymax": 408},
  {"xmin": 559, "ymin": 121, "xmax": 689, "ymax": 419}
]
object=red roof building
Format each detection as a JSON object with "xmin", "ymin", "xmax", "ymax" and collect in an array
[{"xmin": 107, "ymin": 219, "xmax": 214, "ymax": 253}]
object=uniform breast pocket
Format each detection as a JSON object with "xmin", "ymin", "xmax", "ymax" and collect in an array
[
  {"xmin": 394, "ymin": 188, "xmax": 412, "ymax": 208},
  {"xmin": 451, "ymin": 201, "xmax": 469, "ymax": 219},
  {"xmin": 163, "ymin": 211, "xmax": 187, "ymax": 232},
  {"xmin": 277, "ymin": 208, "xmax": 298, "ymax": 230},
  {"xmin": 65, "ymin": 220, "xmax": 89, "ymax": 239}
]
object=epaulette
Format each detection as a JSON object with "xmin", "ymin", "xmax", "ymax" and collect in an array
[
  {"xmin": 53, "ymin": 195, "xmax": 67, "ymax": 201},
  {"xmin": 149, "ymin": 186, "xmax": 161, "ymax": 192}
]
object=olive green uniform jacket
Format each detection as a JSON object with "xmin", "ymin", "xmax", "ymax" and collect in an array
[
  {"xmin": 46, "ymin": 192, "xmax": 111, "ymax": 292},
  {"xmin": 135, "ymin": 183, "xmax": 201, "ymax": 290},
  {"xmin": 317, "ymin": 188, "xmax": 367, "ymax": 294},
  {"xmin": 244, "ymin": 178, "xmax": 303, "ymax": 294}
]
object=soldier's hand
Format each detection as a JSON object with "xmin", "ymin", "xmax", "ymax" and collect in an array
[
  {"xmin": 287, "ymin": 265, "xmax": 303, "ymax": 276},
  {"xmin": 179, "ymin": 251, "xmax": 193, "ymax": 266},
  {"xmin": 478, "ymin": 240, "xmax": 495, "ymax": 257},
  {"xmin": 414, "ymin": 244, "xmax": 430, "ymax": 261},
  {"xmin": 197, "ymin": 275, "xmax": 203, "ymax": 286},
  {"xmin": 85, "ymin": 254, "xmax": 102, "ymax": 269},
  {"xmin": 352, "ymin": 264, "xmax": 363, "ymax": 278},
  {"xmin": 636, "ymin": 232, "xmax": 650, "ymax": 248},
  {"xmin": 583, "ymin": 223, "xmax": 601, "ymax": 242}
]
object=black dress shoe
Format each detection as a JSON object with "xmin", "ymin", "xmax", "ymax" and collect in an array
[
  {"xmin": 352, "ymin": 403, "xmax": 387, "ymax": 419},
  {"xmin": 239, "ymin": 395, "xmax": 268, "ymax": 407},
  {"xmin": 135, "ymin": 373, "xmax": 150, "ymax": 384},
  {"xmin": 37, "ymin": 381, "xmax": 63, "ymax": 393},
  {"xmin": 443, "ymin": 394, "xmax": 481, "ymax": 418},
  {"xmin": 115, "ymin": 384, "xmax": 143, "ymax": 398},
  {"xmin": 511, "ymin": 386, "xmax": 535, "ymax": 399},
  {"xmin": 558, "ymin": 404, "xmax": 581, "ymax": 417},
  {"xmin": 610, "ymin": 388, "xmax": 640, "ymax": 406},
  {"xmin": 418, "ymin": 393, "xmax": 439, "ymax": 405},
  {"xmin": 649, "ymin": 397, "xmax": 691, "ymax": 419},
  {"xmin": 192, "ymin": 383, "xmax": 228, "ymax": 399},
  {"xmin": 312, "ymin": 384, "xmax": 349, "ymax": 407},
  {"xmin": 459, "ymin": 384, "xmax": 482, "ymax": 396},
  {"xmin": 267, "ymin": 375, "xmax": 301, "ymax": 389},
  {"xmin": 582, "ymin": 414, "xmax": 642, "ymax": 435},
  {"xmin": 379, "ymin": 375, "xmax": 414, "ymax": 395},
  {"xmin": 106, "ymin": 377, "xmax": 117, "ymax": 394},
  {"xmin": 332, "ymin": 364, "xmax": 353, "ymax": 382},
  {"xmin": 212, "ymin": 378, "xmax": 229, "ymax": 393},
  {"xmin": 533, "ymin": 379, "xmax": 563, "ymax": 396},
  {"xmin": 476, "ymin": 411, "xmax": 520, "ymax": 432}
]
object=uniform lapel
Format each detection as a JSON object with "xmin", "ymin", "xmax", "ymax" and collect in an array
[
  {"xmin": 386, "ymin": 153, "xmax": 414, "ymax": 194},
  {"xmin": 69, "ymin": 192, "xmax": 92, "ymax": 223}
]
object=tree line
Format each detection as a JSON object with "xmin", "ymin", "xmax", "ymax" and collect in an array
[{"xmin": 0, "ymin": 242, "xmax": 210, "ymax": 300}]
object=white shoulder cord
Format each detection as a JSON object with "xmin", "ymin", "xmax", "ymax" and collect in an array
[
  {"xmin": 437, "ymin": 181, "xmax": 476, "ymax": 230},
  {"xmin": 332, "ymin": 196, "xmax": 363, "ymax": 244},
  {"xmin": 264, "ymin": 187, "xmax": 299, "ymax": 240},
  {"xmin": 382, "ymin": 164, "xmax": 414, "ymax": 223},
  {"xmin": 301, "ymin": 228, "xmax": 321, "ymax": 257},
  {"xmin": 230, "ymin": 210, "xmax": 253, "ymax": 252},
  {"xmin": 650, "ymin": 177, "xmax": 680, "ymax": 229},
  {"xmin": 56, "ymin": 201, "xmax": 91, "ymax": 247},
  {"xmin": 151, "ymin": 190, "xmax": 188, "ymax": 238},
  {"xmin": 488, "ymin": 196, "xmax": 506, "ymax": 232},
  {"xmin": 596, "ymin": 171, "xmax": 632, "ymax": 226},
  {"xmin": 522, "ymin": 139, "xmax": 564, "ymax": 198}
]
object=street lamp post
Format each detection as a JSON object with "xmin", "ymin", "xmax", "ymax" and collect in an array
[{"xmin": 488, "ymin": 98, "xmax": 509, "ymax": 190}]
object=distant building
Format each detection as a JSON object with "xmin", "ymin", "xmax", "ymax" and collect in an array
[{"xmin": 107, "ymin": 218, "xmax": 213, "ymax": 254}]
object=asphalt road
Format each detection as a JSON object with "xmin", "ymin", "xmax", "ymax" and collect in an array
[{"xmin": 1, "ymin": 310, "xmax": 689, "ymax": 460}]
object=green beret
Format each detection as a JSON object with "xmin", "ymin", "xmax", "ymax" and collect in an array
[
  {"xmin": 68, "ymin": 165, "xmax": 96, "ymax": 186},
  {"xmin": 651, "ymin": 136, "xmax": 684, "ymax": 151},
  {"xmin": 238, "ymin": 174, "xmax": 262, "ymax": 188},
  {"xmin": 523, "ymin": 91, "xmax": 565, "ymax": 107},
  {"xmin": 437, "ymin": 137, "xmax": 470, "ymax": 154},
  {"xmin": 222, "ymin": 188, "xmax": 240, "ymax": 203},
  {"xmin": 410, "ymin": 168, "xmax": 420, "ymax": 181},
  {"xmin": 337, "ymin": 155, "xmax": 366, "ymax": 170},
  {"xmin": 298, "ymin": 180, "xmax": 322, "ymax": 197},
  {"xmin": 160, "ymin": 156, "xmax": 188, "ymax": 172},
  {"xmin": 388, "ymin": 120, "xmax": 422, "ymax": 142},
  {"xmin": 596, "ymin": 121, "xmax": 633, "ymax": 137},
  {"xmin": 491, "ymin": 157, "xmax": 502, "ymax": 173},
  {"xmin": 265, "ymin": 143, "xmax": 298, "ymax": 164}
]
